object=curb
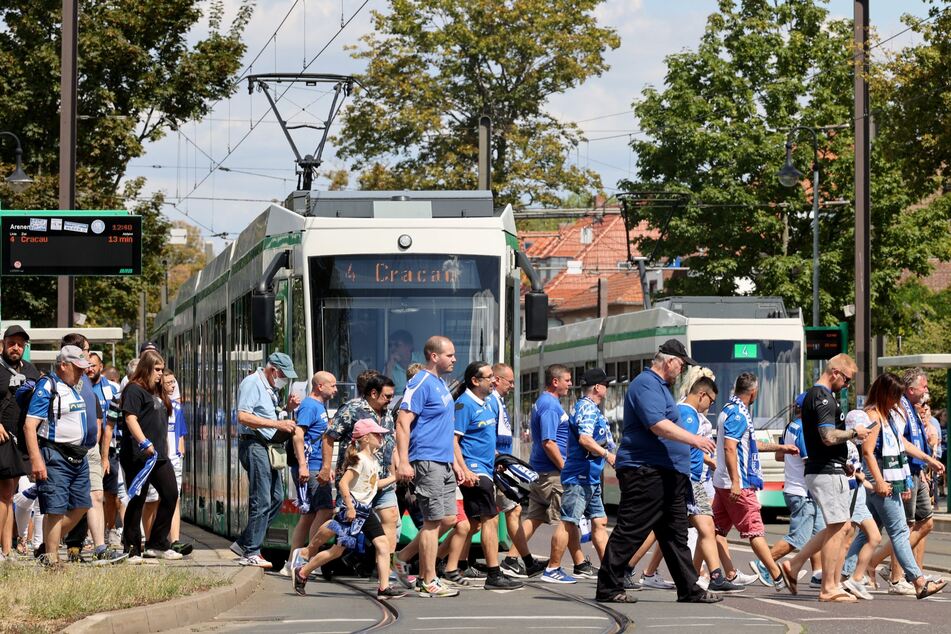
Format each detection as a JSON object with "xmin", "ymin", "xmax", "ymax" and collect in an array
[{"xmin": 63, "ymin": 565, "xmax": 263, "ymax": 634}]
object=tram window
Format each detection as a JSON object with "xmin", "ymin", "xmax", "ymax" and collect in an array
[
  {"xmin": 273, "ymin": 279, "xmax": 288, "ymax": 355},
  {"xmin": 606, "ymin": 362, "xmax": 616, "ymax": 381}
]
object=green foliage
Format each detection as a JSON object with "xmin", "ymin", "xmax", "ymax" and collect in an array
[
  {"xmin": 623, "ymin": 0, "xmax": 951, "ymax": 334},
  {"xmin": 335, "ymin": 0, "xmax": 620, "ymax": 208},
  {"xmin": 0, "ymin": 0, "xmax": 252, "ymax": 359}
]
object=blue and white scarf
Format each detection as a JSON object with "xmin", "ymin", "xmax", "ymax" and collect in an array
[
  {"xmin": 127, "ymin": 453, "xmax": 158, "ymax": 498},
  {"xmin": 729, "ymin": 395, "xmax": 763, "ymax": 490},
  {"xmin": 901, "ymin": 395, "xmax": 930, "ymax": 472}
]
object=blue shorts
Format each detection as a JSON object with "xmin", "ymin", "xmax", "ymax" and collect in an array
[
  {"xmin": 783, "ymin": 492, "xmax": 826, "ymax": 550},
  {"xmin": 37, "ymin": 445, "xmax": 91, "ymax": 515},
  {"xmin": 291, "ymin": 468, "xmax": 334, "ymax": 513},
  {"xmin": 372, "ymin": 485, "xmax": 398, "ymax": 511},
  {"xmin": 850, "ymin": 484, "xmax": 873, "ymax": 524},
  {"xmin": 560, "ymin": 483, "xmax": 606, "ymax": 524}
]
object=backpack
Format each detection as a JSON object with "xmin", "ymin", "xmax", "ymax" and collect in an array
[
  {"xmin": 494, "ymin": 453, "xmax": 538, "ymax": 505},
  {"xmin": 14, "ymin": 374, "xmax": 66, "ymax": 447}
]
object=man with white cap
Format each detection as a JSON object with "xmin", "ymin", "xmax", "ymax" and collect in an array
[
  {"xmin": 22, "ymin": 345, "xmax": 95, "ymax": 566},
  {"xmin": 232, "ymin": 351, "xmax": 301, "ymax": 568}
]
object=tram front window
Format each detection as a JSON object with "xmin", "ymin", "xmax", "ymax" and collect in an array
[
  {"xmin": 689, "ymin": 339, "xmax": 801, "ymax": 430},
  {"xmin": 310, "ymin": 254, "xmax": 500, "ymax": 408}
]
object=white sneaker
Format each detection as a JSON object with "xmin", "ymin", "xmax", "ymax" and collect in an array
[
  {"xmin": 239, "ymin": 554, "xmax": 273, "ymax": 569},
  {"xmin": 279, "ymin": 560, "xmax": 293, "ymax": 577},
  {"xmin": 729, "ymin": 570, "xmax": 759, "ymax": 586},
  {"xmin": 127, "ymin": 555, "xmax": 145, "ymax": 565},
  {"xmin": 696, "ymin": 575, "xmax": 710, "ymax": 590},
  {"xmin": 640, "ymin": 572, "xmax": 675, "ymax": 590},
  {"xmin": 842, "ymin": 578, "xmax": 874, "ymax": 600},
  {"xmin": 144, "ymin": 548, "xmax": 183, "ymax": 560},
  {"xmin": 888, "ymin": 579, "xmax": 916, "ymax": 596}
]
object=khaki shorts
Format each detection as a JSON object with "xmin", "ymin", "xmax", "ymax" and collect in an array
[
  {"xmin": 496, "ymin": 489, "xmax": 518, "ymax": 514},
  {"xmin": 524, "ymin": 471, "xmax": 563, "ymax": 524},
  {"xmin": 87, "ymin": 445, "xmax": 104, "ymax": 492}
]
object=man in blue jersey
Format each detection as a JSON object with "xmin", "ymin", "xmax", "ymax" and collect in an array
[
  {"xmin": 395, "ymin": 335, "xmax": 460, "ymax": 598},
  {"xmin": 283, "ymin": 371, "xmax": 337, "ymax": 576},
  {"xmin": 450, "ymin": 361, "xmax": 523, "ymax": 591},
  {"xmin": 523, "ymin": 364, "xmax": 589, "ymax": 584},
  {"xmin": 712, "ymin": 372, "xmax": 798, "ymax": 591},
  {"xmin": 595, "ymin": 340, "xmax": 718, "ymax": 604},
  {"xmin": 560, "ymin": 368, "xmax": 615, "ymax": 569}
]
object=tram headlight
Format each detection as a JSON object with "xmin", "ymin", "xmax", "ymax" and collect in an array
[{"xmin": 397, "ymin": 234, "xmax": 412, "ymax": 250}]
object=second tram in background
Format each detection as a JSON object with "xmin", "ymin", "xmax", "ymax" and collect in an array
[{"xmin": 519, "ymin": 296, "xmax": 805, "ymax": 513}]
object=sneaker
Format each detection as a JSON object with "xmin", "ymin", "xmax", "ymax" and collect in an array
[
  {"xmin": 281, "ymin": 548, "xmax": 305, "ymax": 578},
  {"xmin": 573, "ymin": 559, "xmax": 598, "ymax": 579},
  {"xmin": 772, "ymin": 573, "xmax": 787, "ymax": 593},
  {"xmin": 728, "ymin": 570, "xmax": 759, "ymax": 586},
  {"xmin": 279, "ymin": 560, "xmax": 293, "ymax": 577},
  {"xmin": 127, "ymin": 554, "xmax": 145, "ymax": 565},
  {"xmin": 842, "ymin": 578, "xmax": 874, "ymax": 600},
  {"xmin": 238, "ymin": 554, "xmax": 273, "ymax": 569},
  {"xmin": 809, "ymin": 574, "xmax": 823, "ymax": 589},
  {"xmin": 416, "ymin": 577, "xmax": 460, "ymax": 598},
  {"xmin": 293, "ymin": 566, "xmax": 308, "ymax": 596},
  {"xmin": 170, "ymin": 541, "xmax": 194, "ymax": 556},
  {"xmin": 377, "ymin": 586, "xmax": 406, "ymax": 600},
  {"xmin": 393, "ymin": 557, "xmax": 415, "ymax": 589},
  {"xmin": 442, "ymin": 569, "xmax": 471, "ymax": 587},
  {"xmin": 541, "ymin": 567, "xmax": 578, "ymax": 584},
  {"xmin": 696, "ymin": 575, "xmax": 710, "ymax": 590},
  {"xmin": 749, "ymin": 560, "xmax": 774, "ymax": 587},
  {"xmin": 93, "ymin": 547, "xmax": 128, "ymax": 566},
  {"xmin": 67, "ymin": 546, "xmax": 88, "ymax": 564},
  {"xmin": 462, "ymin": 566, "xmax": 487, "ymax": 582},
  {"xmin": 144, "ymin": 548, "xmax": 183, "ymax": 560},
  {"xmin": 524, "ymin": 559, "xmax": 548, "ymax": 578},
  {"xmin": 640, "ymin": 572, "xmax": 675, "ymax": 590},
  {"xmin": 501, "ymin": 556, "xmax": 528, "ymax": 578},
  {"xmin": 888, "ymin": 579, "xmax": 916, "ymax": 596},
  {"xmin": 709, "ymin": 577, "xmax": 746, "ymax": 594},
  {"xmin": 486, "ymin": 573, "xmax": 524, "ymax": 591},
  {"xmin": 623, "ymin": 569, "xmax": 642, "ymax": 590},
  {"xmin": 229, "ymin": 541, "xmax": 245, "ymax": 558}
]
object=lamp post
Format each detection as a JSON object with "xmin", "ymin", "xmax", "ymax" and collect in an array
[{"xmin": 0, "ymin": 131, "xmax": 34, "ymax": 194}]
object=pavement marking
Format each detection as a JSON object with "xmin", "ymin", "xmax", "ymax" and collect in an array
[
  {"xmin": 416, "ymin": 616, "xmax": 609, "ymax": 620},
  {"xmin": 280, "ymin": 619, "xmax": 376, "ymax": 624},
  {"xmin": 752, "ymin": 597, "xmax": 824, "ymax": 612},
  {"xmin": 644, "ymin": 616, "xmax": 769, "ymax": 621},
  {"xmin": 801, "ymin": 617, "xmax": 929, "ymax": 625},
  {"xmin": 644, "ymin": 625, "xmax": 783, "ymax": 629}
]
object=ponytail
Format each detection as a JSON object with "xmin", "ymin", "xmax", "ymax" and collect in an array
[{"xmin": 343, "ymin": 438, "xmax": 363, "ymax": 469}]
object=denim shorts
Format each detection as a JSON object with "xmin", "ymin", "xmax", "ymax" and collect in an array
[
  {"xmin": 850, "ymin": 485, "xmax": 873, "ymax": 524},
  {"xmin": 372, "ymin": 485, "xmax": 398, "ymax": 510},
  {"xmin": 37, "ymin": 445, "xmax": 91, "ymax": 515},
  {"xmin": 783, "ymin": 492, "xmax": 826, "ymax": 549},
  {"xmin": 560, "ymin": 482, "xmax": 606, "ymax": 524}
]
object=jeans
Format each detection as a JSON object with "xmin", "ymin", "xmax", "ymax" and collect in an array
[
  {"xmin": 596, "ymin": 466, "xmax": 702, "ymax": 601},
  {"xmin": 236, "ymin": 438, "xmax": 284, "ymax": 557},
  {"xmin": 842, "ymin": 486, "xmax": 922, "ymax": 581}
]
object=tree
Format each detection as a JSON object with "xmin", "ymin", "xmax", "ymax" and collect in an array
[
  {"xmin": 165, "ymin": 220, "xmax": 208, "ymax": 301},
  {"xmin": 0, "ymin": 0, "xmax": 252, "ymax": 358},
  {"xmin": 335, "ymin": 0, "xmax": 619, "ymax": 208},
  {"xmin": 622, "ymin": 0, "xmax": 951, "ymax": 333}
]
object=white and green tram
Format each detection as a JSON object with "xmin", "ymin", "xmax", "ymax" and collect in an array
[{"xmin": 152, "ymin": 190, "xmax": 547, "ymax": 549}]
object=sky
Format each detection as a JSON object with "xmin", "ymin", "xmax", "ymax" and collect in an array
[{"xmin": 128, "ymin": 0, "xmax": 930, "ymax": 254}]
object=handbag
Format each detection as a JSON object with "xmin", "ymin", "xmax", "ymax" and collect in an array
[{"xmin": 266, "ymin": 444, "xmax": 288, "ymax": 470}]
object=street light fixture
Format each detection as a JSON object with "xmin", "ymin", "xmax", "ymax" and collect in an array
[{"xmin": 0, "ymin": 131, "xmax": 34, "ymax": 194}]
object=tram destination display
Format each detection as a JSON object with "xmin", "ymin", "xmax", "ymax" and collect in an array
[{"xmin": 1, "ymin": 212, "xmax": 142, "ymax": 276}]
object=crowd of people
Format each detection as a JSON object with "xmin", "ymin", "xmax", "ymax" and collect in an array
[{"xmin": 0, "ymin": 326, "xmax": 192, "ymax": 567}]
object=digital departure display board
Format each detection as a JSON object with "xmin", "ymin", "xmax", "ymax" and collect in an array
[
  {"xmin": 1, "ymin": 211, "xmax": 142, "ymax": 276},
  {"xmin": 805, "ymin": 326, "xmax": 844, "ymax": 360}
]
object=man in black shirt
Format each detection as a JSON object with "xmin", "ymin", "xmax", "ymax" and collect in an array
[{"xmin": 783, "ymin": 354, "xmax": 867, "ymax": 602}]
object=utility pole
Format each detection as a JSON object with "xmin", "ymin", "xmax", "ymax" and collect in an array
[
  {"xmin": 57, "ymin": 0, "xmax": 78, "ymax": 328},
  {"xmin": 854, "ymin": 0, "xmax": 871, "ymax": 395}
]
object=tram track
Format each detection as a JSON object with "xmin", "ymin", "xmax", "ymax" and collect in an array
[
  {"xmin": 531, "ymin": 582, "xmax": 631, "ymax": 634},
  {"xmin": 332, "ymin": 579, "xmax": 401, "ymax": 632}
]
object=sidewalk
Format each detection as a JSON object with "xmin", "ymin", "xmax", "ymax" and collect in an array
[{"xmin": 64, "ymin": 524, "xmax": 262, "ymax": 634}]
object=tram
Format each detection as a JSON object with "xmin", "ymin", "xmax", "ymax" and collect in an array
[
  {"xmin": 519, "ymin": 297, "xmax": 805, "ymax": 511},
  {"xmin": 152, "ymin": 190, "xmax": 547, "ymax": 549}
]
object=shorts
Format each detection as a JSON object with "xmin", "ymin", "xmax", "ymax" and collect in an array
[
  {"xmin": 291, "ymin": 468, "xmax": 334, "ymax": 513},
  {"xmin": 560, "ymin": 482, "xmax": 606, "ymax": 524},
  {"xmin": 37, "ymin": 445, "xmax": 91, "ymax": 515},
  {"xmin": 495, "ymin": 490, "xmax": 518, "ymax": 514},
  {"xmin": 903, "ymin": 474, "xmax": 933, "ymax": 523},
  {"xmin": 146, "ymin": 455, "xmax": 183, "ymax": 502},
  {"xmin": 524, "ymin": 471, "xmax": 563, "ymax": 524},
  {"xmin": 361, "ymin": 510, "xmax": 385, "ymax": 541},
  {"xmin": 372, "ymin": 485, "xmax": 398, "ymax": 511},
  {"xmin": 713, "ymin": 487, "xmax": 765, "ymax": 538},
  {"xmin": 805, "ymin": 473, "xmax": 851, "ymax": 525},
  {"xmin": 456, "ymin": 499, "xmax": 467, "ymax": 524},
  {"xmin": 87, "ymin": 445, "xmax": 104, "ymax": 492},
  {"xmin": 688, "ymin": 480, "xmax": 713, "ymax": 517},
  {"xmin": 782, "ymin": 492, "xmax": 826, "ymax": 549},
  {"xmin": 460, "ymin": 475, "xmax": 498, "ymax": 521},
  {"xmin": 850, "ymin": 485, "xmax": 873, "ymax": 524},
  {"xmin": 412, "ymin": 460, "xmax": 456, "ymax": 521},
  {"xmin": 102, "ymin": 449, "xmax": 120, "ymax": 495}
]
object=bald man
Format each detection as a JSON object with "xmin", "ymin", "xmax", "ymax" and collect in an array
[{"xmin": 282, "ymin": 371, "xmax": 338, "ymax": 576}]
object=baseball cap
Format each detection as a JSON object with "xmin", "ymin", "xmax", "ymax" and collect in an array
[
  {"xmin": 352, "ymin": 418, "xmax": 391, "ymax": 439},
  {"xmin": 794, "ymin": 392, "xmax": 807, "ymax": 409},
  {"xmin": 3, "ymin": 325, "xmax": 29, "ymax": 341},
  {"xmin": 581, "ymin": 367, "xmax": 615, "ymax": 387},
  {"xmin": 59, "ymin": 345, "xmax": 91, "ymax": 368},
  {"xmin": 139, "ymin": 341, "xmax": 159, "ymax": 354},
  {"xmin": 658, "ymin": 339, "xmax": 697, "ymax": 366},
  {"xmin": 267, "ymin": 351, "xmax": 298, "ymax": 379}
]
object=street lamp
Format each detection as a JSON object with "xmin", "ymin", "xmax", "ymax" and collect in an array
[
  {"xmin": 0, "ymin": 131, "xmax": 34, "ymax": 194},
  {"xmin": 778, "ymin": 126, "xmax": 821, "ymax": 328}
]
